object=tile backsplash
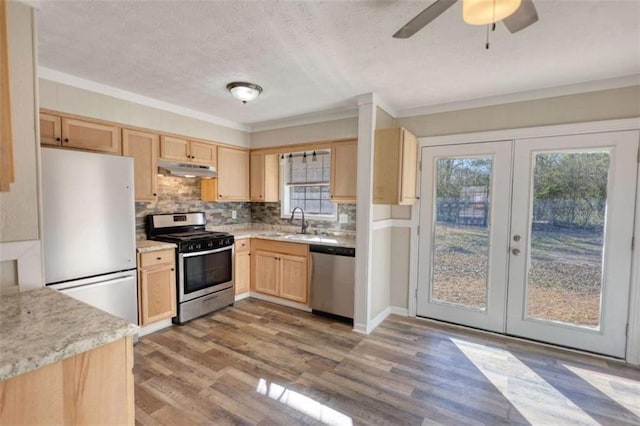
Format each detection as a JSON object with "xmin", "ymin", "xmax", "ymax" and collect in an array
[
  {"xmin": 135, "ymin": 176, "xmax": 251, "ymax": 239},
  {"xmin": 136, "ymin": 176, "xmax": 356, "ymax": 239},
  {"xmin": 251, "ymin": 202, "xmax": 356, "ymax": 232}
]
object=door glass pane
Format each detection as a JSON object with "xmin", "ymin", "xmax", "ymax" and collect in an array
[
  {"xmin": 527, "ymin": 151, "xmax": 609, "ymax": 328},
  {"xmin": 431, "ymin": 157, "xmax": 492, "ymax": 310}
]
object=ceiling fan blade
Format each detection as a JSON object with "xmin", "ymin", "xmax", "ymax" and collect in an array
[
  {"xmin": 503, "ymin": 0, "xmax": 539, "ymax": 33},
  {"xmin": 393, "ymin": 0, "xmax": 458, "ymax": 39}
]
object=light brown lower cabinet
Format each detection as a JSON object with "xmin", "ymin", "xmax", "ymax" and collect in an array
[
  {"xmin": 251, "ymin": 239, "xmax": 309, "ymax": 304},
  {"xmin": 235, "ymin": 239, "xmax": 251, "ymax": 295},
  {"xmin": 138, "ymin": 249, "xmax": 176, "ymax": 326},
  {"xmin": 0, "ymin": 336, "xmax": 135, "ymax": 425}
]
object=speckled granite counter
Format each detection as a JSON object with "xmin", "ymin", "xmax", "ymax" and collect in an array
[
  {"xmin": 210, "ymin": 225, "xmax": 356, "ymax": 248},
  {"xmin": 0, "ymin": 288, "xmax": 138, "ymax": 382},
  {"xmin": 136, "ymin": 240, "xmax": 177, "ymax": 252}
]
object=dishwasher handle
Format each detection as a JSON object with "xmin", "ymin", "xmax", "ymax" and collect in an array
[{"xmin": 309, "ymin": 244, "xmax": 355, "ymax": 257}]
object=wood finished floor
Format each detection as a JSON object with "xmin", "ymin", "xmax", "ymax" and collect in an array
[{"xmin": 134, "ymin": 299, "xmax": 640, "ymax": 425}]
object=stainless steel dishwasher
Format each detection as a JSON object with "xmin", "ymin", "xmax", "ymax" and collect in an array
[{"xmin": 310, "ymin": 244, "xmax": 356, "ymax": 322}]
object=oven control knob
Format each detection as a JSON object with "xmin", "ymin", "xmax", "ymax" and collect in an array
[
  {"xmin": 208, "ymin": 241, "xmax": 213, "ymax": 248},
  {"xmin": 225, "ymin": 238, "xmax": 232, "ymax": 246},
  {"xmin": 187, "ymin": 244, "xmax": 194, "ymax": 251},
  {"xmin": 195, "ymin": 244, "xmax": 201, "ymax": 250}
]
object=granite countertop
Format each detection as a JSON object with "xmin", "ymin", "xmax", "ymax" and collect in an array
[
  {"xmin": 136, "ymin": 240, "xmax": 177, "ymax": 252},
  {"xmin": 211, "ymin": 225, "xmax": 356, "ymax": 249},
  {"xmin": 0, "ymin": 288, "xmax": 138, "ymax": 382}
]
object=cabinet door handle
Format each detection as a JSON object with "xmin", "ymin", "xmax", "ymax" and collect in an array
[
  {"xmin": 157, "ymin": 257, "xmax": 162, "ymax": 260},
  {"xmin": 171, "ymin": 268, "xmax": 175, "ymax": 271},
  {"xmin": 153, "ymin": 193, "xmax": 157, "ymax": 196},
  {"xmin": 63, "ymin": 138, "xmax": 69, "ymax": 143},
  {"xmin": 55, "ymin": 137, "xmax": 61, "ymax": 142}
]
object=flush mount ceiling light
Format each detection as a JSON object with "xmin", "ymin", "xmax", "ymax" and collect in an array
[
  {"xmin": 463, "ymin": 0, "xmax": 521, "ymax": 25},
  {"xmin": 226, "ymin": 82, "xmax": 263, "ymax": 104}
]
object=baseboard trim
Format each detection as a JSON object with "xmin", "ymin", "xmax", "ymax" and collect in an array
[
  {"xmin": 390, "ymin": 306, "xmax": 409, "ymax": 316},
  {"xmin": 138, "ymin": 318, "xmax": 172, "ymax": 337},
  {"xmin": 248, "ymin": 292, "xmax": 312, "ymax": 312},
  {"xmin": 367, "ymin": 307, "xmax": 392, "ymax": 333},
  {"xmin": 234, "ymin": 292, "xmax": 250, "ymax": 302},
  {"xmin": 353, "ymin": 322, "xmax": 368, "ymax": 334}
]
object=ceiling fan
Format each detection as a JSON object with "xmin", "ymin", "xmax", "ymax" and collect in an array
[{"xmin": 393, "ymin": 0, "xmax": 538, "ymax": 40}]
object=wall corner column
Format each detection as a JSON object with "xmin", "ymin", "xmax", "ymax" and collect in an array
[{"xmin": 353, "ymin": 93, "xmax": 377, "ymax": 333}]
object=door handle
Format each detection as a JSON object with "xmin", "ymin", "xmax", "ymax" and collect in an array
[
  {"xmin": 512, "ymin": 248, "xmax": 521, "ymax": 255},
  {"xmin": 513, "ymin": 235, "xmax": 521, "ymax": 242}
]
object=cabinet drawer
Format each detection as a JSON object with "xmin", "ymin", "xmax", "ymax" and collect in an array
[
  {"xmin": 235, "ymin": 239, "xmax": 250, "ymax": 253},
  {"xmin": 139, "ymin": 249, "xmax": 175, "ymax": 268}
]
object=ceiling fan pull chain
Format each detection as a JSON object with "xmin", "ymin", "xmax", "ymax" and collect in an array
[{"xmin": 486, "ymin": 24, "xmax": 490, "ymax": 50}]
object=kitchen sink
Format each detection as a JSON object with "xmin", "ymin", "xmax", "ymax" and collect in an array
[{"xmin": 260, "ymin": 232, "xmax": 288, "ymax": 237}]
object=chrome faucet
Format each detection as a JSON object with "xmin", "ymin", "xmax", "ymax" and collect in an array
[{"xmin": 290, "ymin": 207, "xmax": 308, "ymax": 234}]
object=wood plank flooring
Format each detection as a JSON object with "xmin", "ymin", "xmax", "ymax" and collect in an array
[{"xmin": 134, "ymin": 299, "xmax": 640, "ymax": 425}]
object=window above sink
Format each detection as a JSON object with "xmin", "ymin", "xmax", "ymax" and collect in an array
[{"xmin": 280, "ymin": 149, "xmax": 337, "ymax": 221}]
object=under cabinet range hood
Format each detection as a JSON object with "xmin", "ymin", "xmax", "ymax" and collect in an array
[{"xmin": 157, "ymin": 159, "xmax": 217, "ymax": 178}]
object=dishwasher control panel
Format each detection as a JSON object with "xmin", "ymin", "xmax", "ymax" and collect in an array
[{"xmin": 309, "ymin": 245, "xmax": 355, "ymax": 257}]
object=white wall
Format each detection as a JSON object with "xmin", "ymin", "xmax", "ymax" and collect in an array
[
  {"xmin": 370, "ymin": 227, "xmax": 391, "ymax": 319},
  {"xmin": 389, "ymin": 86, "xmax": 640, "ymax": 313},
  {"xmin": 39, "ymin": 79, "xmax": 250, "ymax": 147},
  {"xmin": 0, "ymin": 1, "xmax": 43, "ymax": 294},
  {"xmin": 390, "ymin": 227, "xmax": 410, "ymax": 310},
  {"xmin": 368, "ymin": 106, "xmax": 396, "ymax": 323},
  {"xmin": 250, "ymin": 117, "xmax": 357, "ymax": 148},
  {"xmin": 398, "ymin": 85, "xmax": 640, "ymax": 138}
]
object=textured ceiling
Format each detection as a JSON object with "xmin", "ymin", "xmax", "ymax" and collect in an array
[{"xmin": 36, "ymin": 0, "xmax": 640, "ymax": 127}]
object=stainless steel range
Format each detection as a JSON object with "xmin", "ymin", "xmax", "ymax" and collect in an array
[{"xmin": 146, "ymin": 212, "xmax": 234, "ymax": 324}]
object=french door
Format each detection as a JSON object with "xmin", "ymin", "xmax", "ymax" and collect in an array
[{"xmin": 417, "ymin": 130, "xmax": 639, "ymax": 357}]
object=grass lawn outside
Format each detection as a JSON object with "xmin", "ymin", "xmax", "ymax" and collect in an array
[{"xmin": 431, "ymin": 224, "xmax": 602, "ymax": 327}]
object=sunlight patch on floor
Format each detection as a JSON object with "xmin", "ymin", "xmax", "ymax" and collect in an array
[
  {"xmin": 256, "ymin": 378, "xmax": 353, "ymax": 425},
  {"xmin": 563, "ymin": 363, "xmax": 640, "ymax": 418},
  {"xmin": 451, "ymin": 338, "xmax": 598, "ymax": 425}
]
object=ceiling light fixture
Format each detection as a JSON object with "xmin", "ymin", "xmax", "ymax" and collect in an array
[
  {"xmin": 226, "ymin": 82, "xmax": 263, "ymax": 104},
  {"xmin": 463, "ymin": 0, "xmax": 521, "ymax": 25}
]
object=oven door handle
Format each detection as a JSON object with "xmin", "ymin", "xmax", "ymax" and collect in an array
[{"xmin": 180, "ymin": 245, "xmax": 233, "ymax": 257}]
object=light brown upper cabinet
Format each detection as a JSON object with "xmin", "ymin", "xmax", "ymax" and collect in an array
[
  {"xmin": 0, "ymin": 0, "xmax": 13, "ymax": 192},
  {"xmin": 189, "ymin": 140, "xmax": 217, "ymax": 165},
  {"xmin": 159, "ymin": 135, "xmax": 189, "ymax": 161},
  {"xmin": 122, "ymin": 128, "xmax": 159, "ymax": 202},
  {"xmin": 40, "ymin": 113, "xmax": 61, "ymax": 146},
  {"xmin": 60, "ymin": 117, "xmax": 121, "ymax": 154},
  {"xmin": 373, "ymin": 128, "xmax": 418, "ymax": 205},
  {"xmin": 201, "ymin": 146, "xmax": 249, "ymax": 202},
  {"xmin": 330, "ymin": 139, "xmax": 357, "ymax": 203},
  {"xmin": 250, "ymin": 151, "xmax": 279, "ymax": 202},
  {"xmin": 160, "ymin": 135, "xmax": 216, "ymax": 166}
]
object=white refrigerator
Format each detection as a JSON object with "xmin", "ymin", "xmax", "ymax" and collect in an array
[{"xmin": 41, "ymin": 148, "xmax": 138, "ymax": 326}]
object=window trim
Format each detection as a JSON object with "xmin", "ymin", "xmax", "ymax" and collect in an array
[{"xmin": 279, "ymin": 151, "xmax": 337, "ymax": 221}]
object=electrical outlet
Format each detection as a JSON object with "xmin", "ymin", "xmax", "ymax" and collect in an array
[
  {"xmin": 231, "ymin": 210, "xmax": 237, "ymax": 219},
  {"xmin": 339, "ymin": 213, "xmax": 348, "ymax": 224}
]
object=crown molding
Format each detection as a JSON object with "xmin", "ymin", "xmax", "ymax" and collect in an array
[
  {"xmin": 249, "ymin": 107, "xmax": 358, "ymax": 133},
  {"xmin": 396, "ymin": 74, "xmax": 640, "ymax": 118},
  {"xmin": 38, "ymin": 67, "xmax": 250, "ymax": 132}
]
